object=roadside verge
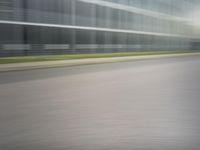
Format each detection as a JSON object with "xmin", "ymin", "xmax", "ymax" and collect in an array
[{"xmin": 0, "ymin": 52, "xmax": 200, "ymax": 72}]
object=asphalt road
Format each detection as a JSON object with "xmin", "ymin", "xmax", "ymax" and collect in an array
[{"xmin": 1, "ymin": 55, "xmax": 200, "ymax": 150}]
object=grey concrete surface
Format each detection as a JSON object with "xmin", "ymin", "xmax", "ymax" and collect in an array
[{"xmin": 0, "ymin": 55, "xmax": 200, "ymax": 150}]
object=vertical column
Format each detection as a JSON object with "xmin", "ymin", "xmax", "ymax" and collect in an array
[
  {"xmin": 91, "ymin": 4, "xmax": 96, "ymax": 53},
  {"xmin": 22, "ymin": 0, "xmax": 28, "ymax": 55},
  {"xmin": 71, "ymin": 0, "xmax": 76, "ymax": 54},
  {"xmin": 105, "ymin": 7, "xmax": 112, "ymax": 53}
]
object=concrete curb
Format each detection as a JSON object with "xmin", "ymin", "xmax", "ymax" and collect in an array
[{"xmin": 0, "ymin": 53, "xmax": 200, "ymax": 72}]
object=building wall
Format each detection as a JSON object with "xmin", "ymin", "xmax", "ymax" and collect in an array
[{"xmin": 0, "ymin": 0, "xmax": 198, "ymax": 56}]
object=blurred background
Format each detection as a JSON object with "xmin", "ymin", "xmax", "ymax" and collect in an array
[
  {"xmin": 2, "ymin": 1, "xmax": 200, "ymax": 150},
  {"xmin": 0, "ymin": 0, "xmax": 200, "ymax": 57}
]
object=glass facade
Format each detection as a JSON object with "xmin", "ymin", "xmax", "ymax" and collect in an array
[{"xmin": 0, "ymin": 0, "xmax": 199, "ymax": 56}]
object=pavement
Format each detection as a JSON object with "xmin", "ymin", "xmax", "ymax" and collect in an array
[
  {"xmin": 1, "ymin": 52, "xmax": 200, "ymax": 72},
  {"xmin": 1, "ymin": 54, "xmax": 200, "ymax": 150}
]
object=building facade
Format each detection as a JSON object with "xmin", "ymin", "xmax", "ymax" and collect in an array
[{"xmin": 0, "ymin": 0, "xmax": 199, "ymax": 56}]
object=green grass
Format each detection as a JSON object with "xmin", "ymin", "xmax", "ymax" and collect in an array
[{"xmin": 0, "ymin": 50, "xmax": 195, "ymax": 64}]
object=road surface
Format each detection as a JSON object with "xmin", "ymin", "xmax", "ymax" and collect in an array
[{"xmin": 1, "ymin": 55, "xmax": 200, "ymax": 150}]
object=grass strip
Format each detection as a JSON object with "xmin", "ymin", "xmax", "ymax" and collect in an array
[{"xmin": 0, "ymin": 50, "xmax": 195, "ymax": 64}]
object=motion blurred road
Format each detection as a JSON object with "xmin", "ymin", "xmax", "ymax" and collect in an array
[{"xmin": 1, "ymin": 55, "xmax": 200, "ymax": 150}]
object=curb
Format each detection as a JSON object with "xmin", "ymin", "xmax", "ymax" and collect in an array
[{"xmin": 0, "ymin": 53, "xmax": 200, "ymax": 72}]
